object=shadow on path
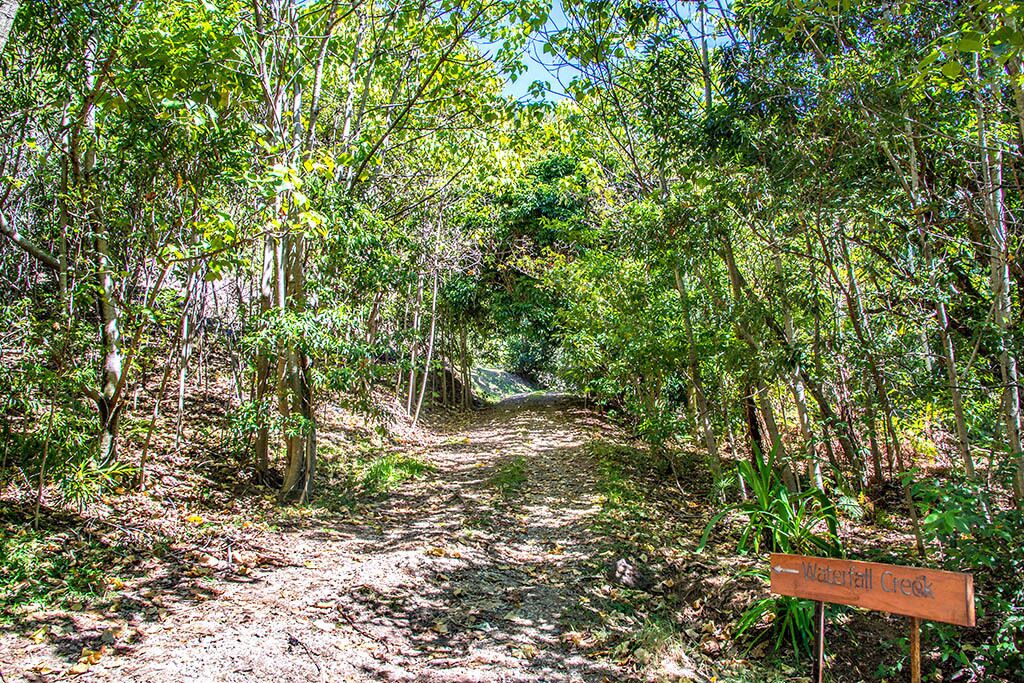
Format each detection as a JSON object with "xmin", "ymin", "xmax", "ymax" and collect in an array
[{"xmin": 15, "ymin": 394, "xmax": 634, "ymax": 683}]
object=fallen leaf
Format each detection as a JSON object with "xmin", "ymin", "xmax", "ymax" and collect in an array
[{"xmin": 80, "ymin": 646, "xmax": 106, "ymax": 664}]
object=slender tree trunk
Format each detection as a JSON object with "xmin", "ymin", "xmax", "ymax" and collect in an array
[
  {"xmin": 396, "ymin": 281, "xmax": 412, "ymax": 398},
  {"xmin": 833, "ymin": 230, "xmax": 925, "ymax": 554},
  {"xmin": 413, "ymin": 270, "xmax": 439, "ymax": 426},
  {"xmin": 78, "ymin": 31, "xmax": 123, "ymax": 465},
  {"xmin": 407, "ymin": 271, "xmax": 424, "ymax": 414},
  {"xmin": 673, "ymin": 267, "xmax": 721, "ymax": 483},
  {"xmin": 254, "ymin": 233, "xmax": 276, "ymax": 480},
  {"xmin": 880, "ymin": 120, "xmax": 976, "ymax": 481},
  {"xmin": 279, "ymin": 230, "xmax": 316, "ymax": 502},
  {"xmin": 744, "ymin": 382, "xmax": 764, "ymax": 462},
  {"xmin": 174, "ymin": 301, "xmax": 195, "ymax": 446},
  {"xmin": 770, "ymin": 249, "xmax": 822, "ymax": 489},
  {"xmin": 460, "ymin": 324, "xmax": 471, "ymax": 410}
]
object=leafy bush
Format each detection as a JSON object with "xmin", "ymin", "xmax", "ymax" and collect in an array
[
  {"xmin": 700, "ymin": 446, "xmax": 841, "ymax": 557},
  {"xmin": 735, "ymin": 593, "xmax": 818, "ymax": 660},
  {"xmin": 700, "ymin": 445, "xmax": 841, "ymax": 660},
  {"xmin": 915, "ymin": 477, "xmax": 1024, "ymax": 678}
]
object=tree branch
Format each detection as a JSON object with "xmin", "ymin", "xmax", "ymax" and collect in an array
[{"xmin": 0, "ymin": 212, "xmax": 60, "ymax": 269}]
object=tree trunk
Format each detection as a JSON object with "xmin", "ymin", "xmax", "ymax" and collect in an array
[
  {"xmin": 407, "ymin": 271, "xmax": 424, "ymax": 414},
  {"xmin": 977, "ymin": 72, "xmax": 1024, "ymax": 506},
  {"xmin": 744, "ymin": 383, "xmax": 764, "ymax": 461},
  {"xmin": 254, "ymin": 232, "xmax": 276, "ymax": 480},
  {"xmin": 0, "ymin": 0, "xmax": 18, "ymax": 55},
  {"xmin": 460, "ymin": 324, "xmax": 471, "ymax": 410},
  {"xmin": 771, "ymin": 249, "xmax": 822, "ymax": 489},
  {"xmin": 673, "ymin": 267, "xmax": 721, "ymax": 483},
  {"xmin": 279, "ymin": 231, "xmax": 316, "ymax": 502},
  {"xmin": 80, "ymin": 31, "xmax": 123, "ymax": 464},
  {"xmin": 413, "ymin": 270, "xmax": 439, "ymax": 425}
]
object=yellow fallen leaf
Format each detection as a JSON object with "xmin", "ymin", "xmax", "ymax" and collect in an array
[
  {"xmin": 29, "ymin": 626, "xmax": 49, "ymax": 643},
  {"xmin": 185, "ymin": 514, "xmax": 204, "ymax": 525}
]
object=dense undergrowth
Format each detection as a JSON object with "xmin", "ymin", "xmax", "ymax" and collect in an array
[{"xmin": 574, "ymin": 437, "xmax": 1024, "ymax": 682}]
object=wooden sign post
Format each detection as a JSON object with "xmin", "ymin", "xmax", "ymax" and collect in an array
[{"xmin": 769, "ymin": 553, "xmax": 974, "ymax": 683}]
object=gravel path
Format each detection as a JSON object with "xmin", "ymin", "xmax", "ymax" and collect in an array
[{"xmin": 17, "ymin": 394, "xmax": 632, "ymax": 682}]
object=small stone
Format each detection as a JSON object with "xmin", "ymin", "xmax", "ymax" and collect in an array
[{"xmin": 606, "ymin": 558, "xmax": 653, "ymax": 590}]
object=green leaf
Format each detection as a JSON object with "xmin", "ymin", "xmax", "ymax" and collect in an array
[
  {"xmin": 957, "ymin": 35, "xmax": 984, "ymax": 53},
  {"xmin": 917, "ymin": 50, "xmax": 941, "ymax": 70},
  {"xmin": 941, "ymin": 60, "xmax": 963, "ymax": 78}
]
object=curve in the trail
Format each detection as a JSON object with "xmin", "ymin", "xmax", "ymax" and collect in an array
[{"xmin": 106, "ymin": 394, "xmax": 633, "ymax": 682}]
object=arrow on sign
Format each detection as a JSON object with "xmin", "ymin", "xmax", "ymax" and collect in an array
[{"xmin": 773, "ymin": 565, "xmax": 799, "ymax": 574}]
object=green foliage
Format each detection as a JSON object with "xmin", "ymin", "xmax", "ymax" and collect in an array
[
  {"xmin": 915, "ymin": 477, "xmax": 1024, "ymax": 677},
  {"xmin": 360, "ymin": 454, "xmax": 434, "ymax": 495},
  {"xmin": 488, "ymin": 457, "xmax": 528, "ymax": 496},
  {"xmin": 699, "ymin": 447, "xmax": 841, "ymax": 557},
  {"xmin": 734, "ymin": 593, "xmax": 818, "ymax": 661},
  {"xmin": 315, "ymin": 448, "xmax": 435, "ymax": 512},
  {"xmin": 0, "ymin": 524, "xmax": 127, "ymax": 619},
  {"xmin": 697, "ymin": 447, "xmax": 841, "ymax": 662}
]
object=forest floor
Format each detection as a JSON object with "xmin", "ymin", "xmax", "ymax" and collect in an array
[{"xmin": 1, "ymin": 388, "xmax": 909, "ymax": 682}]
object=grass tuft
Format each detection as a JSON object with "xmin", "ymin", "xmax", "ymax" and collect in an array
[
  {"xmin": 314, "ymin": 447, "xmax": 435, "ymax": 511},
  {"xmin": 488, "ymin": 457, "xmax": 528, "ymax": 495}
]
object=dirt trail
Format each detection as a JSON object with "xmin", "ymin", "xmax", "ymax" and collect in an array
[{"xmin": 58, "ymin": 393, "xmax": 632, "ymax": 682}]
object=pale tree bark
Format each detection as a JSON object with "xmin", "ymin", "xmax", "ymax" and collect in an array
[
  {"xmin": 718, "ymin": 236, "xmax": 863, "ymax": 476},
  {"xmin": 768, "ymin": 245, "xmax": 822, "ymax": 489},
  {"xmin": 413, "ymin": 269, "xmax": 439, "ymax": 426},
  {"xmin": 254, "ymin": 233, "xmax": 275, "ymax": 479},
  {"xmin": 826, "ymin": 225, "xmax": 926, "ymax": 556},
  {"xmin": 976, "ymin": 69, "xmax": 1024, "ymax": 507},
  {"xmin": 0, "ymin": 213, "xmax": 59, "ymax": 269},
  {"xmin": 0, "ymin": 0, "xmax": 18, "ymax": 55},
  {"xmin": 460, "ymin": 324, "xmax": 471, "ymax": 410},
  {"xmin": 279, "ymin": 230, "xmax": 316, "ymax": 502},
  {"xmin": 246, "ymin": 0, "xmax": 337, "ymax": 498},
  {"xmin": 407, "ymin": 270, "xmax": 425, "ymax": 413},
  {"xmin": 718, "ymin": 235, "xmax": 799, "ymax": 489}
]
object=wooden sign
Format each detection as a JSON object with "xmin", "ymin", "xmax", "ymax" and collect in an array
[{"xmin": 770, "ymin": 553, "xmax": 975, "ymax": 626}]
